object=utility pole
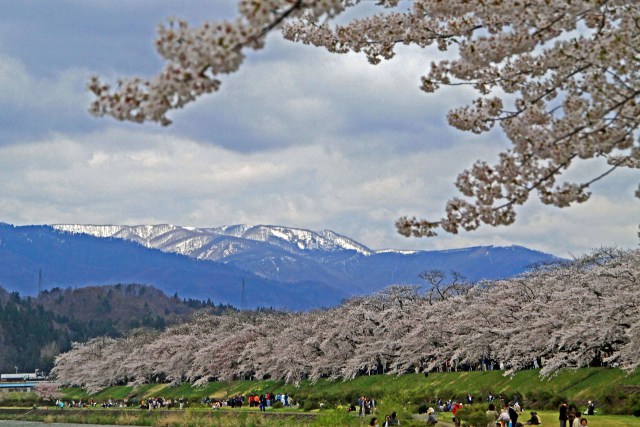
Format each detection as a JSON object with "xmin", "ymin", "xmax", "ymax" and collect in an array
[
  {"xmin": 241, "ymin": 279, "xmax": 247, "ymax": 310},
  {"xmin": 38, "ymin": 269, "xmax": 42, "ymax": 295}
]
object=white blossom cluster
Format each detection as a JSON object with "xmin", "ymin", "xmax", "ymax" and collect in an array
[
  {"xmin": 33, "ymin": 382, "xmax": 64, "ymax": 401},
  {"xmin": 88, "ymin": 0, "xmax": 351, "ymax": 126},
  {"xmin": 51, "ymin": 249, "xmax": 640, "ymax": 393},
  {"xmin": 88, "ymin": 0, "xmax": 639, "ymax": 236}
]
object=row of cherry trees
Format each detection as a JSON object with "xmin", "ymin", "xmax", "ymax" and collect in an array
[{"xmin": 52, "ymin": 249, "xmax": 639, "ymax": 393}]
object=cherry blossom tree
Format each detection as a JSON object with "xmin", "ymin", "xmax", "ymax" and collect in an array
[
  {"xmin": 34, "ymin": 382, "xmax": 63, "ymax": 403},
  {"xmin": 88, "ymin": 0, "xmax": 640, "ymax": 235},
  {"xmin": 51, "ymin": 249, "xmax": 639, "ymax": 390}
]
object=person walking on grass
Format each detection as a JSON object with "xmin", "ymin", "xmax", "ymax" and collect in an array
[{"xmin": 559, "ymin": 401, "xmax": 569, "ymax": 427}]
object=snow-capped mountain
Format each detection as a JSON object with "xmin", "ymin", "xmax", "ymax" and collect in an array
[
  {"xmin": 53, "ymin": 223, "xmax": 560, "ymax": 294},
  {"xmin": 0, "ymin": 222, "xmax": 561, "ymax": 309},
  {"xmin": 54, "ymin": 224, "xmax": 371, "ymax": 256},
  {"xmin": 0, "ymin": 223, "xmax": 347, "ymax": 310}
]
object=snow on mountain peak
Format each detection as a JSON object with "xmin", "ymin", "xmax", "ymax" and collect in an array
[{"xmin": 53, "ymin": 223, "xmax": 374, "ymax": 258}]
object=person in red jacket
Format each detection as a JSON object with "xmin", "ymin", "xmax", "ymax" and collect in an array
[{"xmin": 452, "ymin": 402, "xmax": 463, "ymax": 427}]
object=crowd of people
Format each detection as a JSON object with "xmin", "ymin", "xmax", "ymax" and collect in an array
[
  {"xmin": 51, "ymin": 386, "xmax": 600, "ymax": 427},
  {"xmin": 199, "ymin": 391, "xmax": 292, "ymax": 411},
  {"xmin": 367, "ymin": 411, "xmax": 401, "ymax": 426},
  {"xmin": 54, "ymin": 397, "xmax": 133, "ymax": 409},
  {"xmin": 559, "ymin": 400, "xmax": 593, "ymax": 427},
  {"xmin": 51, "ymin": 390, "xmax": 299, "ymax": 413},
  {"xmin": 406, "ymin": 391, "xmax": 598, "ymax": 427}
]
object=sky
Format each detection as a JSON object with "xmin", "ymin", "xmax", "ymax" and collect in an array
[{"xmin": 0, "ymin": 0, "xmax": 637, "ymax": 258}]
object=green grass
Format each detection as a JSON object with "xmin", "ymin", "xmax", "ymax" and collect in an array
[
  {"xmin": 535, "ymin": 410, "xmax": 640, "ymax": 427},
  {"xmin": 40, "ymin": 367, "xmax": 640, "ymax": 425},
  {"xmin": 57, "ymin": 367, "xmax": 640, "ymax": 406},
  {"xmin": 0, "ymin": 391, "xmax": 39, "ymax": 407}
]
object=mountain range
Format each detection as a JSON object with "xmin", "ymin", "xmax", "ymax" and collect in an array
[{"xmin": 0, "ymin": 222, "xmax": 560, "ymax": 310}]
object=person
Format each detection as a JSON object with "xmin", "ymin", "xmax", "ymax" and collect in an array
[
  {"xmin": 370, "ymin": 417, "xmax": 380, "ymax": 427},
  {"xmin": 508, "ymin": 403, "xmax": 519, "ymax": 426},
  {"xmin": 525, "ymin": 411, "xmax": 542, "ymax": 425},
  {"xmin": 486, "ymin": 403, "xmax": 499, "ymax": 427},
  {"xmin": 179, "ymin": 396, "xmax": 184, "ymax": 410},
  {"xmin": 427, "ymin": 407, "xmax": 438, "ymax": 425},
  {"xmin": 580, "ymin": 418, "xmax": 588, "ymax": 426},
  {"xmin": 571, "ymin": 411, "xmax": 582, "ymax": 427},
  {"xmin": 385, "ymin": 411, "xmax": 400, "ymax": 426},
  {"xmin": 586, "ymin": 401, "xmax": 595, "ymax": 416},
  {"xmin": 514, "ymin": 401, "xmax": 521, "ymax": 412},
  {"xmin": 559, "ymin": 401, "xmax": 569, "ymax": 427},
  {"xmin": 452, "ymin": 402, "xmax": 463, "ymax": 427},
  {"xmin": 497, "ymin": 406, "xmax": 511, "ymax": 425}
]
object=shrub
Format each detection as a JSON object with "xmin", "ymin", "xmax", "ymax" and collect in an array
[
  {"xmin": 598, "ymin": 386, "xmax": 640, "ymax": 415},
  {"xmin": 302, "ymin": 398, "xmax": 321, "ymax": 411},
  {"xmin": 456, "ymin": 405, "xmax": 489, "ymax": 427},
  {"xmin": 272, "ymin": 401, "xmax": 283, "ymax": 409},
  {"xmin": 525, "ymin": 390, "xmax": 564, "ymax": 410}
]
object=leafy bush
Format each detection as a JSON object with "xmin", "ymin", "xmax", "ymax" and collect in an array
[
  {"xmin": 455, "ymin": 405, "xmax": 489, "ymax": 427},
  {"xmin": 302, "ymin": 398, "xmax": 321, "ymax": 411},
  {"xmin": 525, "ymin": 390, "xmax": 565, "ymax": 410},
  {"xmin": 271, "ymin": 401, "xmax": 283, "ymax": 409},
  {"xmin": 598, "ymin": 386, "xmax": 640, "ymax": 415}
]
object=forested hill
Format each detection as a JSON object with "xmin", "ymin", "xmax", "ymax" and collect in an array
[{"xmin": 0, "ymin": 284, "xmax": 233, "ymax": 376}]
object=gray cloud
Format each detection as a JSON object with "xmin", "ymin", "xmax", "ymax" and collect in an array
[{"xmin": 0, "ymin": 1, "xmax": 637, "ymax": 258}]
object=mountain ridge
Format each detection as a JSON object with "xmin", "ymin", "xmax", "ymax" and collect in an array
[
  {"xmin": 0, "ymin": 223, "xmax": 348, "ymax": 310},
  {"xmin": 52, "ymin": 223, "xmax": 560, "ymax": 293},
  {"xmin": 0, "ymin": 222, "xmax": 561, "ymax": 310}
]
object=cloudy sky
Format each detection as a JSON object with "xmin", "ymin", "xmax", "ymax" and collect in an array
[{"xmin": 0, "ymin": 1, "xmax": 637, "ymax": 257}]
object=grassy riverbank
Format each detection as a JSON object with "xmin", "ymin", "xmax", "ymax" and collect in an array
[
  {"xmin": 60, "ymin": 367, "xmax": 640, "ymax": 413},
  {"xmin": 1, "ymin": 368, "xmax": 639, "ymax": 426}
]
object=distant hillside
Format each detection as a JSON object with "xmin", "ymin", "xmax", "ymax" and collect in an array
[
  {"xmin": 0, "ymin": 283, "xmax": 230, "ymax": 375},
  {"xmin": 0, "ymin": 223, "xmax": 347, "ymax": 310},
  {"xmin": 0, "ymin": 223, "xmax": 561, "ymax": 310},
  {"xmin": 53, "ymin": 223, "xmax": 561, "ymax": 294},
  {"xmin": 36, "ymin": 283, "xmax": 231, "ymax": 325}
]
